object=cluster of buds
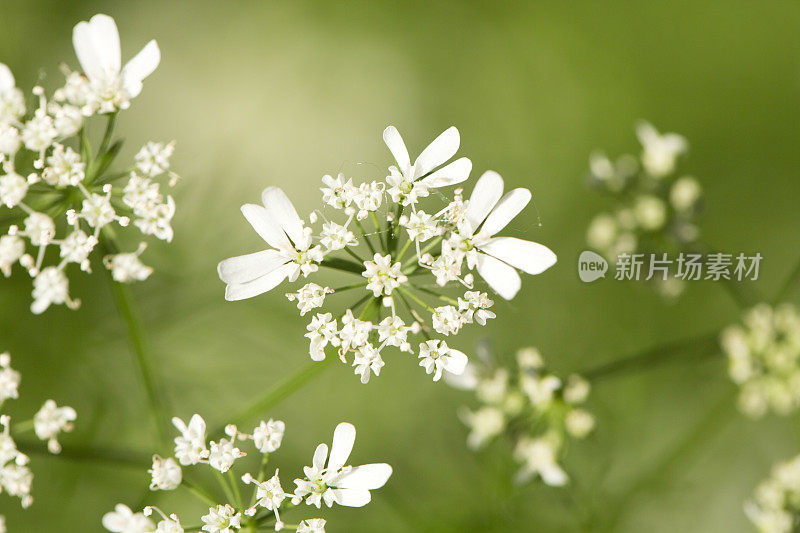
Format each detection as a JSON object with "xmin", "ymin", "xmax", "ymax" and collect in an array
[
  {"xmin": 218, "ymin": 126, "xmax": 556, "ymax": 384},
  {"xmin": 745, "ymin": 454, "xmax": 800, "ymax": 533},
  {"xmin": 446, "ymin": 344, "xmax": 594, "ymax": 486},
  {"xmin": 104, "ymin": 414, "xmax": 390, "ymax": 533},
  {"xmin": 721, "ymin": 303, "xmax": 800, "ymax": 418},
  {"xmin": 0, "ymin": 352, "xmax": 76, "ymax": 513},
  {"xmin": 585, "ymin": 121, "xmax": 703, "ymax": 297},
  {"xmin": 0, "ymin": 14, "xmax": 177, "ymax": 314}
]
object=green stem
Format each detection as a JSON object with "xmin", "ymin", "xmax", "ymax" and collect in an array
[
  {"xmin": 412, "ymin": 284, "xmax": 459, "ymax": 305},
  {"xmin": 397, "ymin": 287, "xmax": 435, "ymax": 313},
  {"xmin": 228, "ymin": 469, "xmax": 244, "ymax": 508},
  {"xmin": 355, "ymin": 220, "xmax": 377, "ymax": 255},
  {"xmin": 249, "ymin": 453, "xmax": 270, "ymax": 507},
  {"xmin": 213, "ymin": 357, "xmax": 335, "ymax": 439},
  {"xmin": 332, "ymin": 282, "xmax": 367, "ymax": 293},
  {"xmin": 215, "ymin": 470, "xmax": 238, "ymax": 507},
  {"xmin": 396, "ymin": 238, "xmax": 413, "ymax": 262},
  {"xmin": 182, "ymin": 479, "xmax": 218, "ymax": 506},
  {"xmin": 580, "ymin": 331, "xmax": 721, "ymax": 382},
  {"xmin": 103, "ymin": 237, "xmax": 171, "ymax": 445},
  {"xmin": 344, "ymin": 246, "xmax": 366, "ymax": 264},
  {"xmin": 98, "ymin": 112, "xmax": 118, "ymax": 156},
  {"xmin": 370, "ymin": 212, "xmax": 386, "ymax": 251},
  {"xmin": 13, "ymin": 419, "xmax": 34, "ymax": 434},
  {"xmin": 319, "ymin": 257, "xmax": 364, "ymax": 275}
]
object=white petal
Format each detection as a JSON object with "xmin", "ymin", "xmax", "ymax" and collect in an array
[
  {"xmin": 540, "ymin": 464, "xmax": 568, "ymax": 487},
  {"xmin": 262, "ymin": 187, "xmax": 304, "ymax": 247},
  {"xmin": 218, "ymin": 250, "xmax": 289, "ymax": 284},
  {"xmin": 479, "ymin": 237, "xmax": 556, "ymax": 275},
  {"xmin": 224, "ymin": 263, "xmax": 293, "ymax": 301},
  {"xmin": 73, "ymin": 14, "xmax": 120, "ymax": 80},
  {"xmin": 413, "ymin": 126, "xmax": 459, "ymax": 178},
  {"xmin": 312, "ymin": 443, "xmax": 329, "ymax": 472},
  {"xmin": 328, "ymin": 422, "xmax": 356, "ymax": 471},
  {"xmin": 382, "ymin": 126, "xmax": 410, "ymax": 171},
  {"xmin": 442, "ymin": 348, "xmax": 469, "ymax": 376},
  {"xmin": 465, "ymin": 171, "xmax": 504, "ymax": 231},
  {"xmin": 188, "ymin": 414, "xmax": 206, "ymax": 436},
  {"xmin": 331, "ymin": 488, "xmax": 371, "ymax": 507},
  {"xmin": 334, "ymin": 463, "xmax": 392, "ymax": 490},
  {"xmin": 478, "ymin": 188, "xmax": 531, "ymax": 238},
  {"xmin": 121, "ymin": 40, "xmax": 160, "ymax": 98},
  {"xmin": 418, "ymin": 157, "xmax": 472, "ymax": 189},
  {"xmin": 476, "ymin": 252, "xmax": 521, "ymax": 300},
  {"xmin": 240, "ymin": 203, "xmax": 292, "ymax": 251},
  {"xmin": 0, "ymin": 63, "xmax": 14, "ymax": 92}
]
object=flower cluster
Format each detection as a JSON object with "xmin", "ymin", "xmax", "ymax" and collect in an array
[
  {"xmin": 745, "ymin": 453, "xmax": 800, "ymax": 533},
  {"xmin": 103, "ymin": 415, "xmax": 391, "ymax": 533},
  {"xmin": 0, "ymin": 352, "xmax": 76, "ymax": 513},
  {"xmin": 0, "ymin": 14, "xmax": 177, "ymax": 314},
  {"xmin": 218, "ymin": 126, "xmax": 556, "ymax": 384},
  {"xmin": 447, "ymin": 345, "xmax": 594, "ymax": 486},
  {"xmin": 585, "ymin": 121, "xmax": 702, "ymax": 297},
  {"xmin": 721, "ymin": 303, "xmax": 800, "ymax": 418}
]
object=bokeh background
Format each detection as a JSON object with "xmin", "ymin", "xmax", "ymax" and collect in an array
[{"xmin": 1, "ymin": 1, "xmax": 799, "ymax": 531}]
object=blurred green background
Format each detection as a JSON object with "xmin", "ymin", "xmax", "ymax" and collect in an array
[{"xmin": 1, "ymin": 0, "xmax": 799, "ymax": 531}]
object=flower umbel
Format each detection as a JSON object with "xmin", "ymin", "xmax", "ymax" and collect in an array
[{"xmin": 218, "ymin": 127, "xmax": 556, "ymax": 384}]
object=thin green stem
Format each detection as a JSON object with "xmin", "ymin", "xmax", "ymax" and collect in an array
[
  {"xmin": 403, "ymin": 236, "xmax": 443, "ymax": 273},
  {"xmin": 580, "ymin": 331, "xmax": 721, "ymax": 382},
  {"xmin": 13, "ymin": 419, "xmax": 34, "ymax": 434},
  {"xmin": 213, "ymin": 357, "xmax": 335, "ymax": 439},
  {"xmin": 228, "ymin": 469, "xmax": 244, "ymax": 508},
  {"xmin": 182, "ymin": 479, "xmax": 218, "ymax": 506},
  {"xmin": 249, "ymin": 453, "xmax": 271, "ymax": 507},
  {"xmin": 102, "ymin": 237, "xmax": 170, "ymax": 445},
  {"xmin": 411, "ymin": 284, "xmax": 459, "ymax": 305},
  {"xmin": 370, "ymin": 212, "xmax": 387, "ymax": 251},
  {"xmin": 98, "ymin": 112, "xmax": 118, "ymax": 156},
  {"xmin": 331, "ymin": 281, "xmax": 367, "ymax": 293},
  {"xmin": 396, "ymin": 238, "xmax": 413, "ymax": 262},
  {"xmin": 215, "ymin": 470, "xmax": 237, "ymax": 507},
  {"xmin": 397, "ymin": 287, "xmax": 435, "ymax": 313},
  {"xmin": 319, "ymin": 257, "xmax": 364, "ymax": 275},
  {"xmin": 355, "ymin": 220, "xmax": 377, "ymax": 255},
  {"xmin": 344, "ymin": 246, "xmax": 366, "ymax": 264}
]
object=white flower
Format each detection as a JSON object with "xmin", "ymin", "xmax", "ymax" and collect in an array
[
  {"xmin": 521, "ymin": 374, "xmax": 561, "ymax": 408},
  {"xmin": 563, "ymin": 375, "xmax": 591, "ymax": 405},
  {"xmin": 21, "ymin": 113, "xmax": 57, "ymax": 152},
  {"xmin": 172, "ymin": 414, "xmax": 209, "ymax": 465},
  {"xmin": 457, "ymin": 171, "xmax": 557, "ymax": 300},
  {"xmin": 431, "ymin": 305, "xmax": 462, "ymax": 336},
  {"xmin": 418, "ymin": 339, "xmax": 468, "ymax": 382},
  {"xmin": 252, "ymin": 419, "xmax": 285, "ymax": 454},
  {"xmin": 338, "ymin": 310, "xmax": 372, "ymax": 355},
  {"xmin": 0, "ymin": 123, "xmax": 21, "ymax": 155},
  {"xmin": 148, "ymin": 455, "xmax": 182, "ymax": 491},
  {"xmin": 133, "ymin": 196, "xmax": 175, "ymax": 242},
  {"xmin": 352, "ymin": 343, "xmax": 385, "ymax": 384},
  {"xmin": 33, "ymin": 399, "xmax": 76, "ymax": 453},
  {"xmin": 201, "ymin": 504, "xmax": 241, "ymax": 533},
  {"xmin": 50, "ymin": 103, "xmax": 84, "ymax": 137},
  {"xmin": 81, "ymin": 192, "xmax": 117, "ymax": 228},
  {"xmin": 513, "ymin": 437, "xmax": 568, "ymax": 487},
  {"xmin": 0, "ymin": 463, "xmax": 33, "ymax": 507},
  {"xmin": 286, "ymin": 283, "xmax": 333, "ymax": 316},
  {"xmin": 633, "ymin": 194, "xmax": 666, "ymax": 231},
  {"xmin": 460, "ymin": 406, "xmax": 505, "ymax": 450},
  {"xmin": 292, "ymin": 422, "xmax": 392, "ymax": 509},
  {"xmin": 208, "ymin": 438, "xmax": 246, "ymax": 473},
  {"xmin": 135, "ymin": 142, "xmax": 174, "ymax": 177},
  {"xmin": 23, "ymin": 212, "xmax": 55, "ymax": 246},
  {"xmin": 320, "ymin": 173, "xmax": 355, "ymax": 209},
  {"xmin": 636, "ymin": 121, "xmax": 687, "ymax": 178},
  {"xmin": 297, "ymin": 519, "xmax": 326, "ymax": 533},
  {"xmin": 670, "ymin": 176, "xmax": 702, "ymax": 211},
  {"xmin": 565, "ymin": 409, "xmax": 595, "ymax": 439},
  {"xmin": 0, "ymin": 64, "xmax": 25, "ymax": 123},
  {"xmin": 72, "ymin": 14, "xmax": 160, "ymax": 113},
  {"xmin": 362, "ymin": 253, "xmax": 406, "ymax": 297},
  {"xmin": 457, "ymin": 291, "xmax": 495, "ymax": 326},
  {"xmin": 304, "ymin": 313, "xmax": 339, "ymax": 361},
  {"xmin": 31, "ymin": 267, "xmax": 72, "ymax": 314},
  {"xmin": 124, "ymin": 174, "xmax": 163, "ymax": 213},
  {"xmin": 0, "ymin": 354, "xmax": 20, "ymax": 404},
  {"xmin": 0, "ymin": 171, "xmax": 29, "ymax": 208},
  {"xmin": 60, "ymin": 230, "xmax": 97, "ymax": 270},
  {"xmin": 383, "ymin": 126, "xmax": 471, "ymax": 206},
  {"xmin": 243, "ymin": 470, "xmax": 285, "ymax": 512},
  {"xmin": 0, "ymin": 235, "xmax": 24, "ymax": 276},
  {"xmin": 104, "ymin": 249, "xmax": 153, "ymax": 283},
  {"xmin": 218, "ymin": 187, "xmax": 323, "ymax": 301},
  {"xmin": 376, "ymin": 316, "xmax": 414, "ymax": 353},
  {"xmin": 42, "ymin": 144, "xmax": 85, "ymax": 187},
  {"xmin": 401, "ymin": 210, "xmax": 438, "ymax": 242},
  {"xmin": 319, "ymin": 221, "xmax": 356, "ymax": 251},
  {"xmin": 102, "ymin": 504, "xmax": 154, "ymax": 533}
]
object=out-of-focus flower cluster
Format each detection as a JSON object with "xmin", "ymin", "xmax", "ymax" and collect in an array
[
  {"xmin": 0, "ymin": 351, "xmax": 76, "ymax": 515},
  {"xmin": 103, "ymin": 415, "xmax": 391, "ymax": 533},
  {"xmin": 585, "ymin": 121, "xmax": 702, "ymax": 297},
  {"xmin": 218, "ymin": 126, "xmax": 556, "ymax": 384},
  {"xmin": 0, "ymin": 14, "xmax": 177, "ymax": 314},
  {"xmin": 721, "ymin": 303, "xmax": 800, "ymax": 419},
  {"xmin": 446, "ymin": 344, "xmax": 594, "ymax": 487},
  {"xmin": 745, "ymin": 454, "xmax": 800, "ymax": 533}
]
